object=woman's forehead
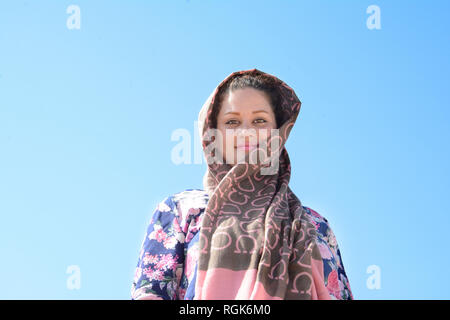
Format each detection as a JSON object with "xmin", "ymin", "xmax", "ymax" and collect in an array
[{"xmin": 219, "ymin": 88, "xmax": 273, "ymax": 114}]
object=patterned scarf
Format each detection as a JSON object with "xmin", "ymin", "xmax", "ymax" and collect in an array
[{"xmin": 194, "ymin": 68, "xmax": 331, "ymax": 300}]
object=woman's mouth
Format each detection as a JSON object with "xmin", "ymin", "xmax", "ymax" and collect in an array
[{"xmin": 236, "ymin": 143, "xmax": 258, "ymax": 151}]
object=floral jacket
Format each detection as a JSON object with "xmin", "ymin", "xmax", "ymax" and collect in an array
[{"xmin": 131, "ymin": 189, "xmax": 354, "ymax": 300}]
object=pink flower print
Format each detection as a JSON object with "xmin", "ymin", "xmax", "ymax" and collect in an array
[
  {"xmin": 173, "ymin": 217, "xmax": 182, "ymax": 233},
  {"xmin": 143, "ymin": 267, "xmax": 165, "ymax": 281},
  {"xmin": 163, "ymin": 236, "xmax": 178, "ymax": 249},
  {"xmin": 161, "ymin": 254, "xmax": 178, "ymax": 271},
  {"xmin": 182, "ymin": 220, "xmax": 189, "ymax": 234},
  {"xmin": 156, "ymin": 254, "xmax": 177, "ymax": 272},
  {"xmin": 326, "ymin": 269, "xmax": 341, "ymax": 299},
  {"xmin": 186, "ymin": 231, "xmax": 194, "ymax": 243},
  {"xmin": 187, "ymin": 207, "xmax": 200, "ymax": 218},
  {"xmin": 133, "ymin": 267, "xmax": 142, "ymax": 283},
  {"xmin": 143, "ymin": 254, "xmax": 158, "ymax": 265},
  {"xmin": 149, "ymin": 225, "xmax": 167, "ymax": 243},
  {"xmin": 142, "ymin": 267, "xmax": 152, "ymax": 278},
  {"xmin": 309, "ymin": 208, "xmax": 323, "ymax": 219},
  {"xmin": 311, "ymin": 219, "xmax": 320, "ymax": 230},
  {"xmin": 155, "ymin": 229, "xmax": 167, "ymax": 242},
  {"xmin": 327, "ymin": 230, "xmax": 337, "ymax": 247},
  {"xmin": 180, "ymin": 208, "xmax": 201, "ymax": 234},
  {"xmin": 317, "ymin": 241, "xmax": 333, "ymax": 260},
  {"xmin": 155, "ymin": 255, "xmax": 168, "ymax": 270}
]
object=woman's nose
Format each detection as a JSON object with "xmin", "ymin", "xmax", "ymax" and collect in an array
[
  {"xmin": 236, "ymin": 127, "xmax": 256, "ymax": 136},
  {"xmin": 235, "ymin": 128, "xmax": 258, "ymax": 143}
]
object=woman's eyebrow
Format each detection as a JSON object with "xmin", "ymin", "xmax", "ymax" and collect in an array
[{"xmin": 225, "ymin": 110, "xmax": 269, "ymax": 115}]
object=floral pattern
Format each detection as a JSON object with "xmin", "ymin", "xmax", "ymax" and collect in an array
[{"xmin": 131, "ymin": 189, "xmax": 354, "ymax": 300}]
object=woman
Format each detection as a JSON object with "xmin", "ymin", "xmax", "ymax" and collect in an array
[{"xmin": 130, "ymin": 68, "xmax": 354, "ymax": 300}]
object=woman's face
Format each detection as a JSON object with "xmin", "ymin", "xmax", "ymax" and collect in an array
[{"xmin": 216, "ymin": 87, "xmax": 277, "ymax": 164}]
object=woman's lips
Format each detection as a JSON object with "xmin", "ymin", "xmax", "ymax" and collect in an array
[{"xmin": 236, "ymin": 144, "xmax": 258, "ymax": 151}]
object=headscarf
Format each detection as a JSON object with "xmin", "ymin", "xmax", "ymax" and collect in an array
[{"xmin": 195, "ymin": 68, "xmax": 331, "ymax": 300}]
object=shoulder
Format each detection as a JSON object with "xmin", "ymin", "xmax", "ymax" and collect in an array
[
  {"xmin": 160, "ymin": 189, "xmax": 209, "ymax": 225},
  {"xmin": 302, "ymin": 206, "xmax": 331, "ymax": 236},
  {"xmin": 171, "ymin": 189, "xmax": 209, "ymax": 217},
  {"xmin": 153, "ymin": 189, "xmax": 209, "ymax": 212},
  {"xmin": 171, "ymin": 188, "xmax": 209, "ymax": 208},
  {"xmin": 301, "ymin": 206, "xmax": 340, "ymax": 252},
  {"xmin": 302, "ymin": 206, "xmax": 329, "ymax": 223}
]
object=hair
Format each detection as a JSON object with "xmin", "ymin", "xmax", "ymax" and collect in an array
[{"xmin": 210, "ymin": 70, "xmax": 285, "ymax": 129}]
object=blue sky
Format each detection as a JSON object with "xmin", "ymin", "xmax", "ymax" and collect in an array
[{"xmin": 0, "ymin": 0, "xmax": 449, "ymax": 299}]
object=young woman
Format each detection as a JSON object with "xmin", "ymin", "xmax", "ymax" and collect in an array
[{"xmin": 131, "ymin": 69, "xmax": 354, "ymax": 300}]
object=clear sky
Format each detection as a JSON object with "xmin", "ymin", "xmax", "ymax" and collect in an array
[{"xmin": 0, "ymin": 0, "xmax": 449, "ymax": 299}]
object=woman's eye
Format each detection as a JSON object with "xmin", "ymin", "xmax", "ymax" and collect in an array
[{"xmin": 225, "ymin": 119, "xmax": 267, "ymax": 125}]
